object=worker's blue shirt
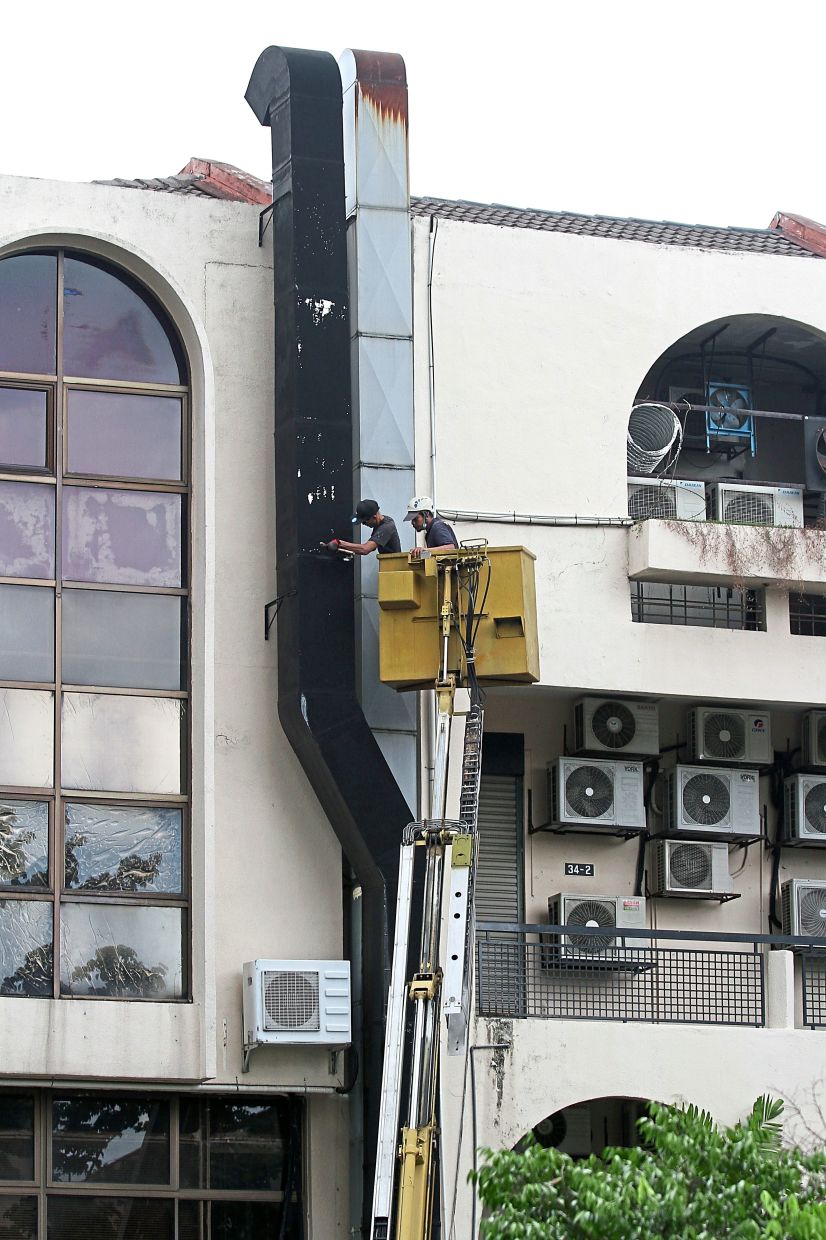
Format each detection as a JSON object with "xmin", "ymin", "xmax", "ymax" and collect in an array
[{"xmin": 426, "ymin": 518, "xmax": 458, "ymax": 548}]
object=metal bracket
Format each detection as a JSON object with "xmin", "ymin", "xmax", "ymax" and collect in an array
[
  {"xmin": 258, "ymin": 202, "xmax": 274, "ymax": 247},
  {"xmin": 264, "ymin": 592, "xmax": 295, "ymax": 640}
]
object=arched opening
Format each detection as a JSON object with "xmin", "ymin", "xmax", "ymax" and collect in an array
[
  {"xmin": 518, "ymin": 1096, "xmax": 651, "ymax": 1158},
  {"xmin": 634, "ymin": 314, "xmax": 826, "ymax": 506}
]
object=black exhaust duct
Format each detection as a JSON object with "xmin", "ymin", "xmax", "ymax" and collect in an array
[{"xmin": 246, "ymin": 46, "xmax": 413, "ymax": 1223}]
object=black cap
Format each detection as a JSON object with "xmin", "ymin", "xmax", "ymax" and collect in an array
[{"xmin": 352, "ymin": 499, "xmax": 379, "ymax": 524}]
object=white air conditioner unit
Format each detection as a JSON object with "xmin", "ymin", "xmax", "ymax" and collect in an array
[
  {"xmin": 662, "ymin": 764, "xmax": 760, "ymax": 840},
  {"xmin": 688, "ymin": 706, "xmax": 772, "ymax": 765},
  {"xmin": 785, "ymin": 774, "xmax": 826, "ymax": 846},
  {"xmin": 707, "ymin": 481, "xmax": 803, "ymax": 528},
  {"xmin": 549, "ymin": 758, "xmax": 646, "ymax": 833},
  {"xmin": 802, "ymin": 711, "xmax": 826, "ymax": 768},
  {"xmin": 242, "ymin": 959, "xmax": 351, "ymax": 1047},
  {"xmin": 781, "ymin": 879, "xmax": 826, "ymax": 948},
  {"xmin": 574, "ymin": 697, "xmax": 660, "ymax": 757},
  {"xmin": 650, "ymin": 839, "xmax": 732, "ymax": 898},
  {"xmin": 544, "ymin": 892, "xmax": 648, "ymax": 963},
  {"xmin": 627, "ymin": 476, "xmax": 706, "ymax": 522}
]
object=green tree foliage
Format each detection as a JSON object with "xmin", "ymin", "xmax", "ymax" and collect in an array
[{"xmin": 473, "ymin": 1096, "xmax": 826, "ymax": 1239}]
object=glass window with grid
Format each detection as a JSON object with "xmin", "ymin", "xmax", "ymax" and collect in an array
[
  {"xmin": 630, "ymin": 581, "xmax": 765, "ymax": 631},
  {"xmin": 0, "ymin": 1090, "xmax": 303, "ymax": 1239},
  {"xmin": 0, "ymin": 250, "xmax": 189, "ymax": 1000},
  {"xmin": 789, "ymin": 592, "xmax": 826, "ymax": 636}
]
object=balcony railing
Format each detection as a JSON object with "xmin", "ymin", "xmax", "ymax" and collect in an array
[{"xmin": 476, "ymin": 923, "xmax": 826, "ymax": 1030}]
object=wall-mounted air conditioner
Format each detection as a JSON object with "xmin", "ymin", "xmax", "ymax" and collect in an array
[
  {"xmin": 784, "ymin": 774, "xmax": 826, "ymax": 846},
  {"xmin": 688, "ymin": 706, "xmax": 772, "ymax": 766},
  {"xmin": 707, "ymin": 481, "xmax": 804, "ymax": 528},
  {"xmin": 803, "ymin": 711, "xmax": 826, "ymax": 768},
  {"xmin": 545, "ymin": 892, "xmax": 648, "ymax": 963},
  {"xmin": 649, "ymin": 839, "xmax": 732, "ymax": 898},
  {"xmin": 549, "ymin": 758, "xmax": 646, "ymax": 833},
  {"xmin": 662, "ymin": 764, "xmax": 760, "ymax": 840},
  {"xmin": 242, "ymin": 959, "xmax": 351, "ymax": 1047},
  {"xmin": 627, "ymin": 477, "xmax": 706, "ymax": 522},
  {"xmin": 574, "ymin": 697, "xmax": 659, "ymax": 757},
  {"xmin": 781, "ymin": 879, "xmax": 826, "ymax": 948}
]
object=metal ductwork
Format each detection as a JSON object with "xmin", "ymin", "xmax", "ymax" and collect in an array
[{"xmin": 246, "ymin": 45, "xmax": 414, "ymax": 1221}]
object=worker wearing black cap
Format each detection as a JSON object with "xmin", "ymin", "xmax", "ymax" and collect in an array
[{"xmin": 325, "ymin": 499, "xmax": 401, "ymax": 556}]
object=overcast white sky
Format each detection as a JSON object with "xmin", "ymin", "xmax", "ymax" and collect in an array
[{"xmin": 3, "ymin": 0, "xmax": 823, "ymax": 230}]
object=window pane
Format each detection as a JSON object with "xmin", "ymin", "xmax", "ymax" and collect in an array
[
  {"xmin": 47, "ymin": 1196, "xmax": 173, "ymax": 1240},
  {"xmin": 0, "ymin": 801, "xmax": 48, "ymax": 888},
  {"xmin": 0, "ymin": 1096, "xmax": 35, "ymax": 1180},
  {"xmin": 67, "ymin": 390, "xmax": 182, "ymax": 481},
  {"xmin": 0, "ymin": 901, "xmax": 52, "ymax": 997},
  {"xmin": 0, "ymin": 253, "xmax": 56, "ymax": 375},
  {"xmin": 0, "ymin": 388, "xmax": 47, "ymax": 471},
  {"xmin": 62, "ymin": 591, "xmax": 183, "ymax": 691},
  {"xmin": 0, "ymin": 482, "xmax": 55, "ymax": 579},
  {"xmin": 64, "ymin": 804, "xmax": 182, "ymax": 894},
  {"xmin": 0, "ymin": 1195, "xmax": 36, "ymax": 1238},
  {"xmin": 0, "ymin": 585, "xmax": 54, "ymax": 681},
  {"xmin": 59, "ymin": 904, "xmax": 184, "ymax": 999},
  {"xmin": 0, "ymin": 689, "xmax": 53, "ymax": 788},
  {"xmin": 61, "ymin": 694, "xmax": 182, "ymax": 795},
  {"xmin": 63, "ymin": 256, "xmax": 183, "ymax": 385},
  {"xmin": 179, "ymin": 1099, "xmax": 291, "ymax": 1191},
  {"xmin": 211, "ymin": 1202, "xmax": 297, "ymax": 1240},
  {"xmin": 62, "ymin": 488, "xmax": 182, "ymax": 587},
  {"xmin": 177, "ymin": 1201, "xmax": 203, "ymax": 1240},
  {"xmin": 52, "ymin": 1097, "xmax": 170, "ymax": 1185}
]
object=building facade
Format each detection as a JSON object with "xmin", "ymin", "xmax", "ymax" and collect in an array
[{"xmin": 1, "ymin": 43, "xmax": 826, "ymax": 1240}]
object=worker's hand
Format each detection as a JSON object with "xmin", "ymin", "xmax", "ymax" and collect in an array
[
  {"xmin": 410, "ymin": 546, "xmax": 423, "ymax": 559},
  {"xmin": 321, "ymin": 539, "xmax": 341, "ymax": 552}
]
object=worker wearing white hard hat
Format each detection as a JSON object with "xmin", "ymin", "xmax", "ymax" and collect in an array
[{"xmin": 403, "ymin": 496, "xmax": 458, "ymax": 550}]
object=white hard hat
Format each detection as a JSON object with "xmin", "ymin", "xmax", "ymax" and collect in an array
[{"xmin": 404, "ymin": 495, "xmax": 435, "ymax": 522}]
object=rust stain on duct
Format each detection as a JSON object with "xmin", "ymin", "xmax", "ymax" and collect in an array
[{"xmin": 351, "ymin": 48, "xmax": 408, "ymax": 130}]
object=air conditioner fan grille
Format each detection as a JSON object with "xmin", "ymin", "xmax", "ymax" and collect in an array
[
  {"xmin": 591, "ymin": 702, "xmax": 637, "ymax": 750},
  {"xmin": 722, "ymin": 492, "xmax": 773, "ymax": 526},
  {"xmin": 565, "ymin": 899, "xmax": 616, "ymax": 952},
  {"xmin": 798, "ymin": 889, "xmax": 826, "ymax": 938},
  {"xmin": 669, "ymin": 842, "xmax": 712, "ymax": 889},
  {"xmin": 262, "ymin": 970, "xmax": 320, "ymax": 1031},
  {"xmin": 682, "ymin": 773, "xmax": 730, "ymax": 826},
  {"xmin": 565, "ymin": 765, "xmax": 614, "ymax": 818},
  {"xmin": 703, "ymin": 712, "xmax": 746, "ymax": 760},
  {"xmin": 628, "ymin": 487, "xmax": 677, "ymax": 521},
  {"xmin": 804, "ymin": 784, "xmax": 826, "ymax": 835}
]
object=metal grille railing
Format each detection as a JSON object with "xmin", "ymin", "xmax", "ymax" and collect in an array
[
  {"xmin": 630, "ymin": 581, "xmax": 765, "ymax": 630},
  {"xmin": 477, "ymin": 931, "xmax": 763, "ymax": 1027},
  {"xmin": 802, "ymin": 954, "xmax": 826, "ymax": 1028}
]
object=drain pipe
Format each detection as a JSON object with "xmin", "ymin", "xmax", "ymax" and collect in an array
[{"xmin": 246, "ymin": 46, "xmax": 413, "ymax": 1230}]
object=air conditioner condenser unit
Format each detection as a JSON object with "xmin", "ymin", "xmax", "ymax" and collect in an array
[
  {"xmin": 707, "ymin": 481, "xmax": 803, "ymax": 528},
  {"xmin": 544, "ymin": 893, "xmax": 648, "ymax": 965},
  {"xmin": 802, "ymin": 710, "xmax": 826, "ymax": 768},
  {"xmin": 662, "ymin": 764, "xmax": 760, "ymax": 840},
  {"xmin": 785, "ymin": 774, "xmax": 826, "ymax": 846},
  {"xmin": 242, "ymin": 959, "xmax": 351, "ymax": 1047},
  {"xmin": 574, "ymin": 697, "xmax": 659, "ymax": 757},
  {"xmin": 688, "ymin": 706, "xmax": 772, "ymax": 765},
  {"xmin": 650, "ymin": 838, "xmax": 733, "ymax": 898},
  {"xmin": 781, "ymin": 879, "xmax": 826, "ymax": 949},
  {"xmin": 549, "ymin": 758, "xmax": 646, "ymax": 833},
  {"xmin": 627, "ymin": 476, "xmax": 706, "ymax": 522}
]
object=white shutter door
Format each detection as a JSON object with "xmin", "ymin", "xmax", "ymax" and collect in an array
[{"xmin": 475, "ymin": 774, "xmax": 522, "ymax": 923}]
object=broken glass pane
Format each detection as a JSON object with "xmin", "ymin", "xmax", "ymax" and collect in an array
[
  {"xmin": 0, "ymin": 1194, "xmax": 36, "ymax": 1238},
  {"xmin": 60, "ymin": 904, "xmax": 184, "ymax": 999},
  {"xmin": 0, "ymin": 253, "xmax": 57, "ymax": 376},
  {"xmin": 64, "ymin": 804, "xmax": 181, "ymax": 894},
  {"xmin": 61, "ymin": 694, "xmax": 182, "ymax": 795},
  {"xmin": 47, "ymin": 1196, "xmax": 172, "ymax": 1239},
  {"xmin": 62, "ymin": 487, "xmax": 182, "ymax": 587},
  {"xmin": 0, "ymin": 481, "xmax": 55, "ymax": 579},
  {"xmin": 67, "ymin": 390, "xmax": 182, "ymax": 481},
  {"xmin": 0, "ymin": 584, "xmax": 54, "ymax": 681},
  {"xmin": 52, "ymin": 1095, "xmax": 170, "ymax": 1184},
  {"xmin": 0, "ymin": 1094, "xmax": 35, "ymax": 1180},
  {"xmin": 62, "ymin": 591, "xmax": 183, "ymax": 690},
  {"xmin": 0, "ymin": 900, "xmax": 52, "ymax": 996},
  {"xmin": 0, "ymin": 388, "xmax": 48, "ymax": 471},
  {"xmin": 0, "ymin": 801, "xmax": 47, "ymax": 887},
  {"xmin": 63, "ymin": 256, "xmax": 184, "ymax": 385},
  {"xmin": 0, "ymin": 689, "xmax": 54, "ymax": 788}
]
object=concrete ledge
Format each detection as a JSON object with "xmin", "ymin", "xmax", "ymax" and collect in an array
[{"xmin": 628, "ymin": 519, "xmax": 826, "ymax": 590}]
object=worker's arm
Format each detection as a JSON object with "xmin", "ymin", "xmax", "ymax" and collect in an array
[{"xmin": 328, "ymin": 537, "xmax": 378, "ymax": 556}]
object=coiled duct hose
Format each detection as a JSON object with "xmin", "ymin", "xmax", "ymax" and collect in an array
[{"xmin": 627, "ymin": 403, "xmax": 682, "ymax": 475}]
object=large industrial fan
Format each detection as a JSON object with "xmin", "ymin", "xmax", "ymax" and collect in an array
[{"xmin": 706, "ymin": 383, "xmax": 755, "ymax": 453}]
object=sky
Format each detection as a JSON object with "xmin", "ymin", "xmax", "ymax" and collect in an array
[{"xmin": 2, "ymin": 0, "xmax": 824, "ymax": 230}]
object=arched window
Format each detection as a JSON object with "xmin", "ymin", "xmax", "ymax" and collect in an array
[{"xmin": 0, "ymin": 249, "xmax": 189, "ymax": 1000}]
